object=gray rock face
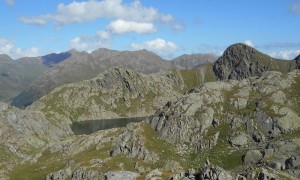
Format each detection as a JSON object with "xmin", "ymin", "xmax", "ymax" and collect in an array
[
  {"xmin": 243, "ymin": 150, "xmax": 263, "ymax": 165},
  {"xmin": 111, "ymin": 122, "xmax": 158, "ymax": 162},
  {"xmin": 147, "ymin": 70, "xmax": 300, "ymax": 153},
  {"xmin": 229, "ymin": 132, "xmax": 249, "ymax": 148},
  {"xmin": 213, "ymin": 43, "xmax": 295, "ymax": 81},
  {"xmin": 0, "ymin": 102, "xmax": 72, "ymax": 157},
  {"xmin": 46, "ymin": 167, "xmax": 105, "ymax": 180},
  {"xmin": 46, "ymin": 169, "xmax": 68, "ymax": 180},
  {"xmin": 199, "ymin": 164, "xmax": 233, "ymax": 180},
  {"xmin": 71, "ymin": 168, "xmax": 104, "ymax": 180},
  {"xmin": 105, "ymin": 171, "xmax": 138, "ymax": 180}
]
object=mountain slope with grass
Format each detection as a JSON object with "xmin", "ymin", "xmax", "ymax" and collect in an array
[
  {"xmin": 11, "ymin": 49, "xmax": 172, "ymax": 108},
  {"xmin": 29, "ymin": 67, "xmax": 215, "ymax": 122},
  {"xmin": 2, "ymin": 44, "xmax": 300, "ymax": 179},
  {"xmin": 0, "ymin": 55, "xmax": 48, "ymax": 102},
  {"xmin": 171, "ymin": 53, "xmax": 218, "ymax": 69}
]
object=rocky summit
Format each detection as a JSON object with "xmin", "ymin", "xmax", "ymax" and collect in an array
[
  {"xmin": 0, "ymin": 44, "xmax": 299, "ymax": 179},
  {"xmin": 213, "ymin": 43, "xmax": 298, "ymax": 80}
]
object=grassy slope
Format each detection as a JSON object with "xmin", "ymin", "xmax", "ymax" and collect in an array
[{"xmin": 0, "ymin": 61, "xmax": 47, "ymax": 102}]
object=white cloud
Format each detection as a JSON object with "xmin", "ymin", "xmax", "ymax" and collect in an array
[
  {"xmin": 0, "ymin": 37, "xmax": 40, "ymax": 59},
  {"xmin": 19, "ymin": 17, "xmax": 47, "ymax": 26},
  {"xmin": 290, "ymin": 3, "xmax": 300, "ymax": 14},
  {"xmin": 107, "ymin": 19, "xmax": 156, "ymax": 34},
  {"xmin": 70, "ymin": 31, "xmax": 111, "ymax": 52},
  {"xmin": 6, "ymin": 0, "xmax": 14, "ymax": 5},
  {"xmin": 244, "ymin": 40, "xmax": 254, "ymax": 47},
  {"xmin": 269, "ymin": 50, "xmax": 300, "ymax": 60},
  {"xmin": 0, "ymin": 38, "xmax": 14, "ymax": 55},
  {"xmin": 20, "ymin": 0, "xmax": 175, "ymax": 26},
  {"xmin": 130, "ymin": 38, "xmax": 177, "ymax": 59}
]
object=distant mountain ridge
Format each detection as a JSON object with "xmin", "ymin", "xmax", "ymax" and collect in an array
[
  {"xmin": 0, "ymin": 52, "xmax": 72, "ymax": 102},
  {"xmin": 11, "ymin": 49, "xmax": 217, "ymax": 108},
  {"xmin": 171, "ymin": 53, "xmax": 218, "ymax": 69}
]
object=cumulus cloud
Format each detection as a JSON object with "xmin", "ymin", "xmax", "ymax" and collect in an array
[
  {"xmin": 0, "ymin": 37, "xmax": 40, "ymax": 59},
  {"xmin": 269, "ymin": 50, "xmax": 300, "ymax": 60},
  {"xmin": 19, "ymin": 17, "xmax": 47, "ymax": 26},
  {"xmin": 107, "ymin": 19, "xmax": 156, "ymax": 34},
  {"xmin": 70, "ymin": 31, "xmax": 111, "ymax": 52},
  {"xmin": 6, "ymin": 0, "xmax": 14, "ymax": 5},
  {"xmin": 244, "ymin": 40, "xmax": 254, "ymax": 47},
  {"xmin": 290, "ymin": 3, "xmax": 300, "ymax": 14},
  {"xmin": 20, "ymin": 0, "xmax": 175, "ymax": 27},
  {"xmin": 130, "ymin": 38, "xmax": 177, "ymax": 59}
]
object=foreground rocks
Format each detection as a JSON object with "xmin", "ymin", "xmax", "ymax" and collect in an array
[{"xmin": 147, "ymin": 69, "xmax": 300, "ymax": 179}]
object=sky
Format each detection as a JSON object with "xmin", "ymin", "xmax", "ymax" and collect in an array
[{"xmin": 0, "ymin": 0, "xmax": 300, "ymax": 60}]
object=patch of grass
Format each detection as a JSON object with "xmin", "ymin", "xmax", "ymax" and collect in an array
[
  {"xmin": 277, "ymin": 130, "xmax": 300, "ymax": 140},
  {"xmin": 9, "ymin": 150, "xmax": 65, "ymax": 180},
  {"xmin": 180, "ymin": 69, "xmax": 201, "ymax": 91}
]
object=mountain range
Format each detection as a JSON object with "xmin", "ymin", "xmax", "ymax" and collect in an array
[
  {"xmin": 0, "ymin": 43, "xmax": 300, "ymax": 179},
  {"xmin": 4, "ymin": 49, "xmax": 217, "ymax": 108}
]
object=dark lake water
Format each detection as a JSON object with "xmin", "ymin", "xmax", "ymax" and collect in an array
[{"xmin": 71, "ymin": 117, "xmax": 146, "ymax": 135}]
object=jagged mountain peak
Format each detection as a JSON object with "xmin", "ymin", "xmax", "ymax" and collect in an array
[{"xmin": 213, "ymin": 43, "xmax": 295, "ymax": 81}]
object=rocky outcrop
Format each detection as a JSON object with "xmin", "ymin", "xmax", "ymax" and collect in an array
[
  {"xmin": 111, "ymin": 123, "xmax": 158, "ymax": 162},
  {"xmin": 46, "ymin": 167, "xmax": 105, "ymax": 180},
  {"xmin": 0, "ymin": 102, "xmax": 72, "ymax": 157},
  {"xmin": 147, "ymin": 70, "xmax": 300, "ymax": 151},
  {"xmin": 146, "ymin": 69, "xmax": 300, "ymax": 179},
  {"xmin": 105, "ymin": 171, "xmax": 138, "ymax": 180},
  {"xmin": 213, "ymin": 43, "xmax": 296, "ymax": 81},
  {"xmin": 29, "ymin": 68, "xmax": 186, "ymax": 121}
]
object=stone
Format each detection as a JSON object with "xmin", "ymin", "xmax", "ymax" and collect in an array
[
  {"xmin": 286, "ymin": 155, "xmax": 300, "ymax": 169},
  {"xmin": 243, "ymin": 150, "xmax": 263, "ymax": 165},
  {"xmin": 271, "ymin": 90, "xmax": 286, "ymax": 104},
  {"xmin": 230, "ymin": 98, "xmax": 248, "ymax": 109},
  {"xmin": 257, "ymin": 168, "xmax": 276, "ymax": 180},
  {"xmin": 46, "ymin": 170, "xmax": 67, "ymax": 180},
  {"xmin": 277, "ymin": 107, "xmax": 300, "ymax": 132},
  {"xmin": 145, "ymin": 169, "xmax": 162, "ymax": 180},
  {"xmin": 105, "ymin": 171, "xmax": 138, "ymax": 180},
  {"xmin": 229, "ymin": 132, "xmax": 249, "ymax": 147}
]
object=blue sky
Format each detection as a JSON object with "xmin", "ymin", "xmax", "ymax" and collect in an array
[{"xmin": 0, "ymin": 0, "xmax": 300, "ymax": 59}]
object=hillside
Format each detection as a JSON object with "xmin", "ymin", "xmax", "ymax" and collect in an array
[
  {"xmin": 4, "ymin": 69, "xmax": 299, "ymax": 179},
  {"xmin": 0, "ymin": 52, "xmax": 72, "ymax": 103},
  {"xmin": 11, "ymin": 49, "xmax": 171, "ymax": 108},
  {"xmin": 0, "ymin": 55, "xmax": 47, "ymax": 102},
  {"xmin": 11, "ymin": 49, "xmax": 217, "ymax": 108},
  {"xmin": 29, "ymin": 67, "xmax": 216, "ymax": 122},
  {"xmin": 171, "ymin": 53, "xmax": 218, "ymax": 69}
]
